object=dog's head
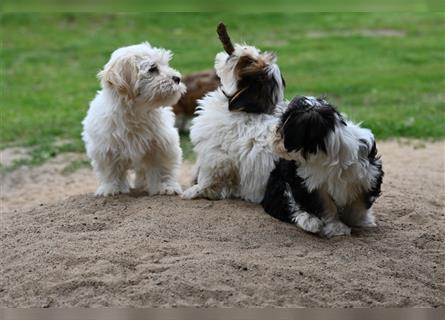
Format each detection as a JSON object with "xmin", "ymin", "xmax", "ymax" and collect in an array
[
  {"xmin": 98, "ymin": 42, "xmax": 186, "ymax": 108},
  {"xmin": 272, "ymin": 96, "xmax": 346, "ymax": 161},
  {"xmin": 214, "ymin": 24, "xmax": 285, "ymax": 114}
]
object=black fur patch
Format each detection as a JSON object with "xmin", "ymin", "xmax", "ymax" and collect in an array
[
  {"xmin": 364, "ymin": 140, "xmax": 384, "ymax": 208},
  {"xmin": 228, "ymin": 68, "xmax": 282, "ymax": 114},
  {"xmin": 280, "ymin": 96, "xmax": 345, "ymax": 159},
  {"xmin": 261, "ymin": 159, "xmax": 324, "ymax": 223}
]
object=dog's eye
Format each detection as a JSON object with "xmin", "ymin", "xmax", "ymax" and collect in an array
[{"xmin": 148, "ymin": 65, "xmax": 158, "ymax": 73}]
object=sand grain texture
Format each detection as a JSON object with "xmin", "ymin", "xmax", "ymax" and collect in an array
[{"xmin": 1, "ymin": 141, "xmax": 444, "ymax": 307}]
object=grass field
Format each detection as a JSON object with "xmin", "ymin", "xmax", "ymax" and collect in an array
[{"xmin": 1, "ymin": 13, "xmax": 444, "ymax": 165}]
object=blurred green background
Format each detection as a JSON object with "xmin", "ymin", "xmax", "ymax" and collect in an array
[{"xmin": 1, "ymin": 13, "xmax": 444, "ymax": 165}]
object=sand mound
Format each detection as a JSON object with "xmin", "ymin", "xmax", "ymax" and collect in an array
[{"xmin": 1, "ymin": 141, "xmax": 444, "ymax": 307}]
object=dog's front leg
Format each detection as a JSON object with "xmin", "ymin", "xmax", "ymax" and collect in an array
[
  {"xmin": 319, "ymin": 191, "xmax": 351, "ymax": 238},
  {"xmin": 340, "ymin": 198, "xmax": 377, "ymax": 228},
  {"xmin": 93, "ymin": 157, "xmax": 130, "ymax": 196},
  {"xmin": 181, "ymin": 162, "xmax": 205, "ymax": 199},
  {"xmin": 182, "ymin": 158, "xmax": 236, "ymax": 200},
  {"xmin": 182, "ymin": 173, "xmax": 226, "ymax": 200},
  {"xmin": 148, "ymin": 146, "xmax": 182, "ymax": 196}
]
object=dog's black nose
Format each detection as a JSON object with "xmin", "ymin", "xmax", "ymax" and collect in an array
[
  {"xmin": 296, "ymin": 96, "xmax": 308, "ymax": 106},
  {"xmin": 172, "ymin": 76, "xmax": 181, "ymax": 84},
  {"xmin": 290, "ymin": 96, "xmax": 317, "ymax": 109}
]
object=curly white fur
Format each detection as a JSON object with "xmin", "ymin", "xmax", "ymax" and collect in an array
[
  {"xmin": 184, "ymin": 90, "xmax": 282, "ymax": 202},
  {"xmin": 82, "ymin": 42, "xmax": 186, "ymax": 196},
  {"xmin": 183, "ymin": 44, "xmax": 286, "ymax": 203}
]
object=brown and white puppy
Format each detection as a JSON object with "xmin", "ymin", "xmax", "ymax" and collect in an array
[{"xmin": 182, "ymin": 23, "xmax": 286, "ymax": 203}]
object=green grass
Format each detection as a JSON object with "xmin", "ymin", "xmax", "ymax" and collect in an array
[
  {"xmin": 0, "ymin": 140, "xmax": 83, "ymax": 173},
  {"xmin": 61, "ymin": 159, "xmax": 91, "ymax": 174},
  {"xmin": 180, "ymin": 132, "xmax": 196, "ymax": 161},
  {"xmin": 1, "ymin": 13, "xmax": 444, "ymax": 163}
]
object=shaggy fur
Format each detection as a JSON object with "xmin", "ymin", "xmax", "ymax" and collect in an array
[
  {"xmin": 263, "ymin": 96, "xmax": 383, "ymax": 237},
  {"xmin": 182, "ymin": 44, "xmax": 286, "ymax": 203},
  {"xmin": 82, "ymin": 42, "xmax": 186, "ymax": 196}
]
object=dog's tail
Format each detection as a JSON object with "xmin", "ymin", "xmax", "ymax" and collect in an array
[{"xmin": 217, "ymin": 22, "xmax": 235, "ymax": 55}]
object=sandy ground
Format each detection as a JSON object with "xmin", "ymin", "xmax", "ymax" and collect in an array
[{"xmin": 0, "ymin": 141, "xmax": 444, "ymax": 307}]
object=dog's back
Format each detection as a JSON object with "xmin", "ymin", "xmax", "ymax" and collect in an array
[
  {"xmin": 185, "ymin": 89, "xmax": 280, "ymax": 203},
  {"xmin": 182, "ymin": 26, "xmax": 285, "ymax": 202}
]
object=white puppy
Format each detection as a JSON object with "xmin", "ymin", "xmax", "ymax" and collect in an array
[
  {"xmin": 82, "ymin": 42, "xmax": 186, "ymax": 196},
  {"xmin": 182, "ymin": 25, "xmax": 286, "ymax": 203}
]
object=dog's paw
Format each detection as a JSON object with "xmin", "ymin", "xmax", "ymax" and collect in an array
[
  {"xmin": 320, "ymin": 220, "xmax": 351, "ymax": 238},
  {"xmin": 355, "ymin": 219, "xmax": 377, "ymax": 228},
  {"xmin": 356, "ymin": 210, "xmax": 377, "ymax": 227},
  {"xmin": 360, "ymin": 221, "xmax": 377, "ymax": 228},
  {"xmin": 158, "ymin": 183, "xmax": 182, "ymax": 196},
  {"xmin": 119, "ymin": 183, "xmax": 131, "ymax": 194},
  {"xmin": 182, "ymin": 185, "xmax": 201, "ymax": 200},
  {"xmin": 291, "ymin": 211, "xmax": 323, "ymax": 233},
  {"xmin": 95, "ymin": 184, "xmax": 120, "ymax": 197}
]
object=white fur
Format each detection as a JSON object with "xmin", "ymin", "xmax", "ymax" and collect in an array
[
  {"xmin": 182, "ymin": 44, "xmax": 285, "ymax": 203},
  {"xmin": 183, "ymin": 89, "xmax": 282, "ymax": 203},
  {"xmin": 321, "ymin": 217, "xmax": 351, "ymax": 238},
  {"xmin": 296, "ymin": 121, "xmax": 378, "ymax": 207},
  {"xmin": 286, "ymin": 184, "xmax": 322, "ymax": 233},
  {"xmin": 82, "ymin": 42, "xmax": 186, "ymax": 196}
]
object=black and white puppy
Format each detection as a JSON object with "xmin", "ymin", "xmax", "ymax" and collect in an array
[{"xmin": 263, "ymin": 96, "xmax": 383, "ymax": 238}]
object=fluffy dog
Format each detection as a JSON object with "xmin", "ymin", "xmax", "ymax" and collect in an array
[
  {"xmin": 263, "ymin": 96, "xmax": 383, "ymax": 237},
  {"xmin": 182, "ymin": 23, "xmax": 286, "ymax": 203},
  {"xmin": 82, "ymin": 42, "xmax": 186, "ymax": 196}
]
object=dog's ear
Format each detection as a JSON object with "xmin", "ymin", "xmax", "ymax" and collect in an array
[
  {"xmin": 228, "ymin": 55, "xmax": 280, "ymax": 114},
  {"xmin": 282, "ymin": 112, "xmax": 309, "ymax": 155},
  {"xmin": 282, "ymin": 105, "xmax": 337, "ymax": 158},
  {"xmin": 98, "ymin": 56, "xmax": 139, "ymax": 101},
  {"xmin": 228, "ymin": 85, "xmax": 267, "ymax": 113}
]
